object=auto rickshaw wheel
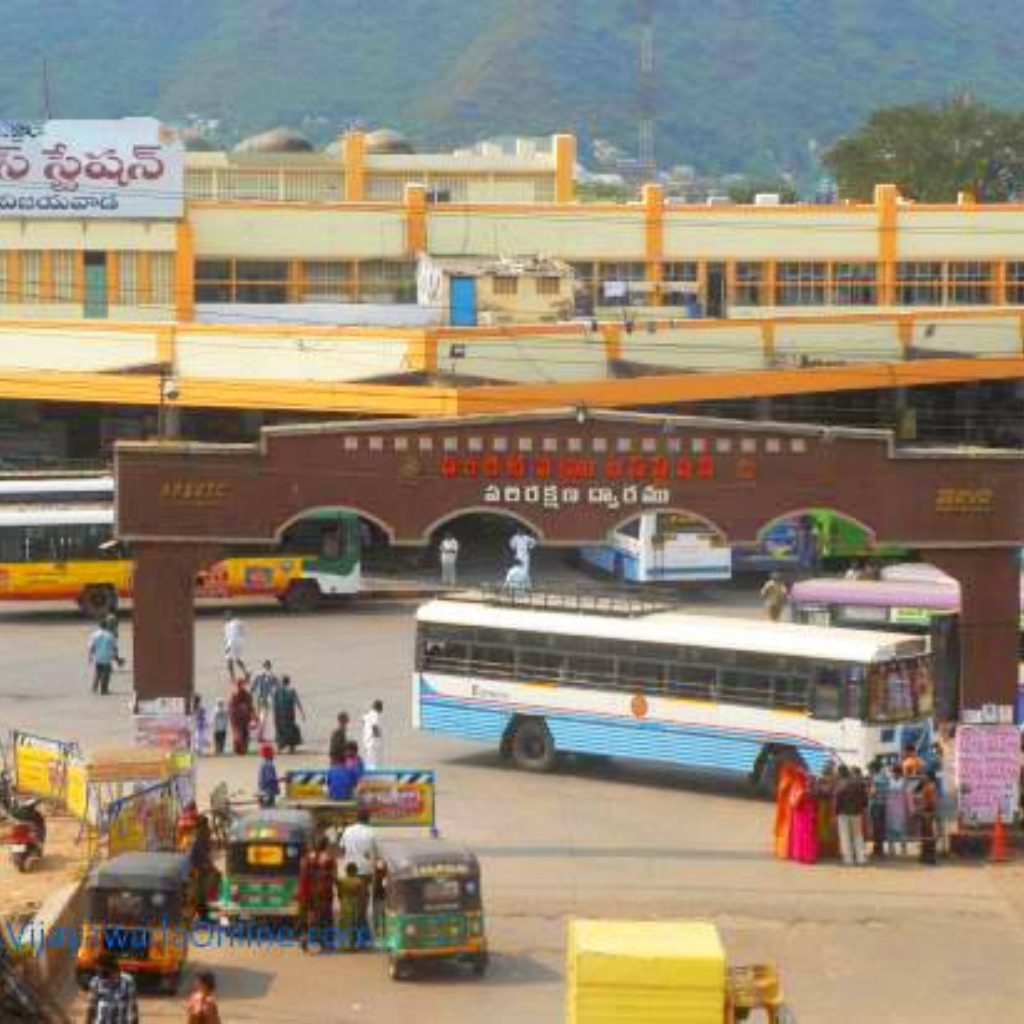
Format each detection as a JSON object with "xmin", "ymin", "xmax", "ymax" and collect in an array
[
  {"xmin": 159, "ymin": 970, "xmax": 182, "ymax": 996},
  {"xmin": 510, "ymin": 718, "xmax": 557, "ymax": 772},
  {"xmin": 389, "ymin": 955, "xmax": 411, "ymax": 981}
]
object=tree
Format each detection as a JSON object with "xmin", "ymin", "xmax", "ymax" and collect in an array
[{"xmin": 824, "ymin": 96, "xmax": 1024, "ymax": 202}]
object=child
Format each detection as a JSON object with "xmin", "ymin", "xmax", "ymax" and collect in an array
[
  {"xmin": 212, "ymin": 699, "xmax": 228, "ymax": 756},
  {"xmin": 257, "ymin": 744, "xmax": 280, "ymax": 808},
  {"xmin": 185, "ymin": 969, "xmax": 221, "ymax": 1024},
  {"xmin": 193, "ymin": 695, "xmax": 208, "ymax": 756}
]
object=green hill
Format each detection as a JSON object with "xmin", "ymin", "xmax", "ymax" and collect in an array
[{"xmin": 2, "ymin": 0, "xmax": 1023, "ymax": 175}]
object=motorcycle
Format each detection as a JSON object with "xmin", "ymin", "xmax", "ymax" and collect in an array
[{"xmin": 0, "ymin": 769, "xmax": 46, "ymax": 872}]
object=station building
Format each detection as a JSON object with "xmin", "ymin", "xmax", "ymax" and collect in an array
[{"xmin": 0, "ymin": 119, "xmax": 1023, "ymax": 464}]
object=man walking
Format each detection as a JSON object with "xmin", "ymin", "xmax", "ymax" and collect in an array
[
  {"xmin": 759, "ymin": 572, "xmax": 789, "ymax": 621},
  {"xmin": 251, "ymin": 659, "xmax": 280, "ymax": 742},
  {"xmin": 834, "ymin": 765, "xmax": 868, "ymax": 866},
  {"xmin": 329, "ymin": 711, "xmax": 350, "ymax": 765},
  {"xmin": 88, "ymin": 619, "xmax": 119, "ymax": 696},
  {"xmin": 362, "ymin": 700, "xmax": 384, "ymax": 770},
  {"xmin": 509, "ymin": 528, "xmax": 537, "ymax": 583},
  {"xmin": 439, "ymin": 533, "xmax": 460, "ymax": 587},
  {"xmin": 85, "ymin": 951, "xmax": 139, "ymax": 1023},
  {"xmin": 223, "ymin": 610, "xmax": 247, "ymax": 683}
]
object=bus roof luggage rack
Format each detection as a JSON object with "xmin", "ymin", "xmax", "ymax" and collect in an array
[{"xmin": 441, "ymin": 584, "xmax": 677, "ymax": 618}]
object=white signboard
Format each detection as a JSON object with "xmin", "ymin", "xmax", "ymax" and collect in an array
[
  {"xmin": 0, "ymin": 117, "xmax": 183, "ymax": 218},
  {"xmin": 955, "ymin": 724, "xmax": 1021, "ymax": 826}
]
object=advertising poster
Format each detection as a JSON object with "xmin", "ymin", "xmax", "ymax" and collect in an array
[{"xmin": 955, "ymin": 724, "xmax": 1021, "ymax": 826}]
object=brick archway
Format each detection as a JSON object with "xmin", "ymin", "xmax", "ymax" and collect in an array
[{"xmin": 115, "ymin": 410, "xmax": 1024, "ymax": 707}]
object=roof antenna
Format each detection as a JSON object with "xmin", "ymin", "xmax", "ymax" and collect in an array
[{"xmin": 40, "ymin": 58, "xmax": 53, "ymax": 120}]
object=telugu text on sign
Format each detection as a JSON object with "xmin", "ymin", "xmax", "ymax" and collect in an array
[{"xmin": 0, "ymin": 118, "xmax": 183, "ymax": 219}]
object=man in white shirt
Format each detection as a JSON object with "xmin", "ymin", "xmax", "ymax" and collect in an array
[
  {"xmin": 362, "ymin": 700, "xmax": 384, "ymax": 769},
  {"xmin": 439, "ymin": 534, "xmax": 460, "ymax": 587},
  {"xmin": 341, "ymin": 808, "xmax": 378, "ymax": 878},
  {"xmin": 509, "ymin": 529, "xmax": 536, "ymax": 573},
  {"xmin": 223, "ymin": 610, "xmax": 248, "ymax": 683}
]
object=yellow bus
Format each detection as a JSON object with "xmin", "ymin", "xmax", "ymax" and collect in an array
[{"xmin": 0, "ymin": 475, "xmax": 361, "ymax": 616}]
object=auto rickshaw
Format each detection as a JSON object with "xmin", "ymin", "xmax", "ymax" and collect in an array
[
  {"xmin": 217, "ymin": 808, "xmax": 315, "ymax": 924},
  {"xmin": 378, "ymin": 839, "xmax": 488, "ymax": 980},
  {"xmin": 76, "ymin": 851, "xmax": 192, "ymax": 994}
]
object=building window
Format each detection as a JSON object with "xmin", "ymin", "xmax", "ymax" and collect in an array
[
  {"xmin": 301, "ymin": 261, "xmax": 354, "ymax": 301},
  {"xmin": 733, "ymin": 261, "xmax": 764, "ymax": 306},
  {"xmin": 195, "ymin": 259, "xmax": 288, "ymax": 304},
  {"xmin": 897, "ymin": 262, "xmax": 943, "ymax": 306},
  {"xmin": 947, "ymin": 261, "xmax": 993, "ymax": 305},
  {"xmin": 663, "ymin": 262, "xmax": 698, "ymax": 282},
  {"xmin": 536, "ymin": 276, "xmax": 561, "ymax": 296},
  {"xmin": 150, "ymin": 253, "xmax": 175, "ymax": 306},
  {"xmin": 776, "ymin": 262, "xmax": 826, "ymax": 306},
  {"xmin": 235, "ymin": 260, "xmax": 288, "ymax": 303},
  {"xmin": 52, "ymin": 251, "xmax": 77, "ymax": 302},
  {"xmin": 0, "ymin": 253, "xmax": 8, "ymax": 305},
  {"xmin": 360, "ymin": 260, "xmax": 416, "ymax": 303},
  {"xmin": 832, "ymin": 262, "xmax": 877, "ymax": 306},
  {"xmin": 20, "ymin": 251, "xmax": 42, "ymax": 302},
  {"xmin": 493, "ymin": 276, "xmax": 518, "ymax": 297},
  {"xmin": 1007, "ymin": 262, "xmax": 1024, "ymax": 303}
]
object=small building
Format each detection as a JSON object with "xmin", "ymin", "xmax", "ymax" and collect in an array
[{"xmin": 416, "ymin": 255, "xmax": 576, "ymax": 326}]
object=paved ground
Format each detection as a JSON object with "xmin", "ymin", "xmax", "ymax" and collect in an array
[{"xmin": 3, "ymin": 590, "xmax": 1024, "ymax": 1022}]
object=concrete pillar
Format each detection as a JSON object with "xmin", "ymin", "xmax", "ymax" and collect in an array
[
  {"xmin": 922, "ymin": 547, "xmax": 1021, "ymax": 711},
  {"xmin": 132, "ymin": 543, "xmax": 218, "ymax": 701}
]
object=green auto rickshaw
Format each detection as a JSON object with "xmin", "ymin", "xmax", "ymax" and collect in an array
[
  {"xmin": 217, "ymin": 808, "xmax": 315, "ymax": 924},
  {"xmin": 379, "ymin": 839, "xmax": 488, "ymax": 980},
  {"xmin": 76, "ymin": 851, "xmax": 193, "ymax": 994}
]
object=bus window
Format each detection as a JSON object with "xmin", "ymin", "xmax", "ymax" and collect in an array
[
  {"xmin": 618, "ymin": 658, "xmax": 664, "ymax": 694},
  {"xmin": 719, "ymin": 671, "xmax": 771, "ymax": 708},
  {"xmin": 473, "ymin": 645, "xmax": 514, "ymax": 679},
  {"xmin": 845, "ymin": 670, "xmax": 866, "ymax": 719},
  {"xmin": 772, "ymin": 674, "xmax": 809, "ymax": 711},
  {"xmin": 867, "ymin": 661, "xmax": 931, "ymax": 722},
  {"xmin": 811, "ymin": 667, "xmax": 843, "ymax": 721},
  {"xmin": 667, "ymin": 663, "xmax": 716, "ymax": 700}
]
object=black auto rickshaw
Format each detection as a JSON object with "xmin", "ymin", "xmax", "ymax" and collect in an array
[
  {"xmin": 379, "ymin": 839, "xmax": 488, "ymax": 980},
  {"xmin": 76, "ymin": 851, "xmax": 192, "ymax": 993},
  {"xmin": 217, "ymin": 808, "xmax": 315, "ymax": 924}
]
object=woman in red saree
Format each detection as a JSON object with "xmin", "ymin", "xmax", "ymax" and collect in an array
[{"xmin": 774, "ymin": 762, "xmax": 818, "ymax": 864}]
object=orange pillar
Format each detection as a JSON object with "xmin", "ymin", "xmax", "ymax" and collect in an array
[
  {"xmin": 875, "ymin": 183, "xmax": 899, "ymax": 307},
  {"xmin": 175, "ymin": 222, "xmax": 195, "ymax": 322},
  {"xmin": 554, "ymin": 133, "xmax": 576, "ymax": 204},
  {"xmin": 643, "ymin": 183, "xmax": 665, "ymax": 307},
  {"xmin": 343, "ymin": 130, "xmax": 366, "ymax": 201},
  {"xmin": 405, "ymin": 183, "xmax": 428, "ymax": 255}
]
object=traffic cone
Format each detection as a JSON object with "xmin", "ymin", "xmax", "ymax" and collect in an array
[{"xmin": 990, "ymin": 812, "xmax": 1011, "ymax": 864}]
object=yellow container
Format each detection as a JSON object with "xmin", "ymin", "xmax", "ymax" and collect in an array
[{"xmin": 567, "ymin": 919, "xmax": 726, "ymax": 1024}]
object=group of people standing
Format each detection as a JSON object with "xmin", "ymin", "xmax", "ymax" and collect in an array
[
  {"xmin": 776, "ymin": 744, "xmax": 945, "ymax": 867},
  {"xmin": 438, "ymin": 527, "xmax": 538, "ymax": 592}
]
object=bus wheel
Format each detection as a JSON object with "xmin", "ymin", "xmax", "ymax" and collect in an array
[
  {"xmin": 755, "ymin": 746, "xmax": 803, "ymax": 797},
  {"xmin": 283, "ymin": 581, "xmax": 321, "ymax": 613},
  {"xmin": 78, "ymin": 585, "xmax": 117, "ymax": 619},
  {"xmin": 389, "ymin": 955, "xmax": 411, "ymax": 981},
  {"xmin": 471, "ymin": 951, "xmax": 489, "ymax": 976},
  {"xmin": 511, "ymin": 718, "xmax": 557, "ymax": 773}
]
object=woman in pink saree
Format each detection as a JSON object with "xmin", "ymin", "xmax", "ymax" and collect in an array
[{"xmin": 788, "ymin": 766, "xmax": 819, "ymax": 864}]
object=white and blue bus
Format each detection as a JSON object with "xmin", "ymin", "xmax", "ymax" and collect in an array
[
  {"xmin": 413, "ymin": 594, "xmax": 934, "ymax": 787},
  {"xmin": 579, "ymin": 511, "xmax": 731, "ymax": 583}
]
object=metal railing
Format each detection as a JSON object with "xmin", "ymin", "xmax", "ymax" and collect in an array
[{"xmin": 438, "ymin": 583, "xmax": 678, "ymax": 618}]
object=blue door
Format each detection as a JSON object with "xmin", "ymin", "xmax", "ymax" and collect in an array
[
  {"xmin": 449, "ymin": 276, "xmax": 477, "ymax": 327},
  {"xmin": 83, "ymin": 253, "xmax": 108, "ymax": 319}
]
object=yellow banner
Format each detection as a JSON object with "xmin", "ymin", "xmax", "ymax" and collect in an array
[
  {"xmin": 65, "ymin": 761, "xmax": 90, "ymax": 821},
  {"xmin": 283, "ymin": 769, "xmax": 436, "ymax": 828},
  {"xmin": 13, "ymin": 732, "xmax": 69, "ymax": 800}
]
